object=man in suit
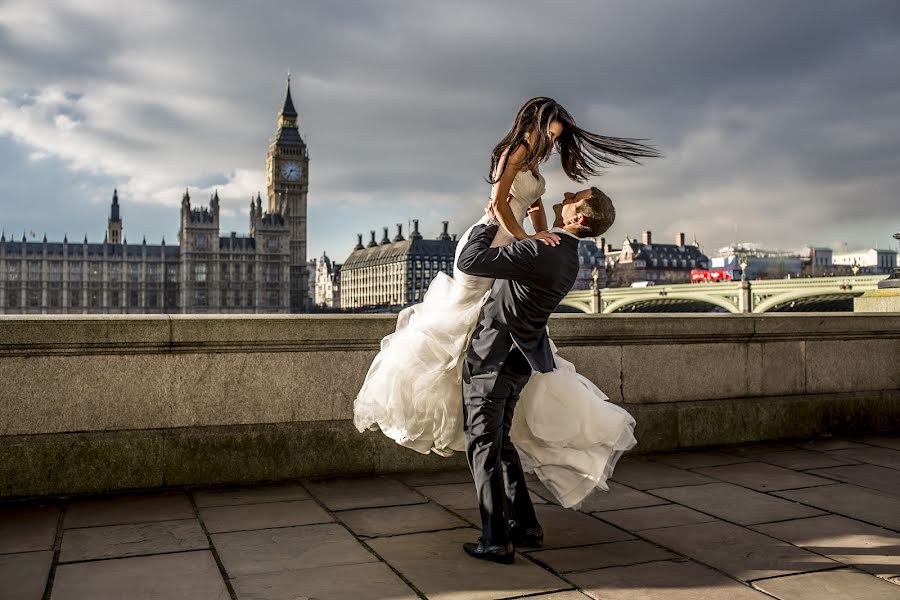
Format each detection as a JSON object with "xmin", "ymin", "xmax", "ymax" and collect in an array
[{"xmin": 455, "ymin": 186, "xmax": 616, "ymax": 564}]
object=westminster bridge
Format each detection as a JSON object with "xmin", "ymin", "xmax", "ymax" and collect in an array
[{"xmin": 560, "ymin": 275, "xmax": 888, "ymax": 314}]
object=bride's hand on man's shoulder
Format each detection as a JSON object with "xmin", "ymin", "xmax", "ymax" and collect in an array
[{"xmin": 529, "ymin": 231, "xmax": 560, "ymax": 246}]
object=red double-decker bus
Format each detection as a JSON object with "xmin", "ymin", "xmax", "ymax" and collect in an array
[{"xmin": 690, "ymin": 267, "xmax": 743, "ymax": 283}]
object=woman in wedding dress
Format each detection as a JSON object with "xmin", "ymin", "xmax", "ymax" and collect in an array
[{"xmin": 354, "ymin": 97, "xmax": 660, "ymax": 508}]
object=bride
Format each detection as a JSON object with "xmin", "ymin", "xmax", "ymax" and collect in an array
[{"xmin": 354, "ymin": 97, "xmax": 660, "ymax": 508}]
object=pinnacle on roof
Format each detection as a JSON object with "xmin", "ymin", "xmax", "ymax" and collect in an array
[{"xmin": 281, "ymin": 73, "xmax": 298, "ymax": 118}]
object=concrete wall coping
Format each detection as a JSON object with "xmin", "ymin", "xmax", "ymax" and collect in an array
[{"xmin": 1, "ymin": 313, "xmax": 899, "ymax": 356}]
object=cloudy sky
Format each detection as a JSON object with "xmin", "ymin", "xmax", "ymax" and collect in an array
[{"xmin": 1, "ymin": 0, "xmax": 898, "ymax": 263}]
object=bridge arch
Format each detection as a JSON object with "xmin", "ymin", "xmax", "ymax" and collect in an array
[
  {"xmin": 603, "ymin": 293, "xmax": 739, "ymax": 314},
  {"xmin": 754, "ymin": 288, "xmax": 862, "ymax": 313}
]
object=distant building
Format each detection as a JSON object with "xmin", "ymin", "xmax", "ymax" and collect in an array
[
  {"xmin": 832, "ymin": 248, "xmax": 898, "ymax": 275},
  {"xmin": 314, "ymin": 251, "xmax": 341, "ymax": 308},
  {"xmin": 574, "ymin": 238, "xmax": 607, "ymax": 290},
  {"xmin": 0, "ymin": 78, "xmax": 310, "ymax": 314},
  {"xmin": 340, "ymin": 220, "xmax": 457, "ymax": 310},
  {"xmin": 605, "ymin": 230, "xmax": 708, "ymax": 287}
]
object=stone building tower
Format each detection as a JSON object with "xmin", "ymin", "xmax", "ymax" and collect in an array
[
  {"xmin": 265, "ymin": 76, "xmax": 309, "ymax": 312},
  {"xmin": 107, "ymin": 189, "xmax": 122, "ymax": 244},
  {"xmin": 178, "ymin": 189, "xmax": 220, "ymax": 311}
]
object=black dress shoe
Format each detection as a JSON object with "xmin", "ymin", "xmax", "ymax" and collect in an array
[
  {"xmin": 510, "ymin": 523, "xmax": 544, "ymax": 548},
  {"xmin": 462, "ymin": 538, "xmax": 515, "ymax": 564}
]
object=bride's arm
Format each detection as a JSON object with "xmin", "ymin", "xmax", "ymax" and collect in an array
[
  {"xmin": 528, "ymin": 198, "xmax": 548, "ymax": 232},
  {"xmin": 490, "ymin": 144, "xmax": 530, "ymax": 241}
]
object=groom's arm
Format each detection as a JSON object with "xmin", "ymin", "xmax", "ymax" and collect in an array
[{"xmin": 456, "ymin": 221, "xmax": 538, "ymax": 280}]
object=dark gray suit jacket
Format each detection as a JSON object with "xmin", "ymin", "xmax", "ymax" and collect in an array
[{"xmin": 456, "ymin": 221, "xmax": 580, "ymax": 376}]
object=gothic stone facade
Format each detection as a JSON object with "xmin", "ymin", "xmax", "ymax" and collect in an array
[
  {"xmin": 0, "ymin": 80, "xmax": 309, "ymax": 314},
  {"xmin": 340, "ymin": 221, "xmax": 457, "ymax": 310}
]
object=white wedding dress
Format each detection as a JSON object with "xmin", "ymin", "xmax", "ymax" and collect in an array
[{"xmin": 353, "ymin": 169, "xmax": 637, "ymax": 509}]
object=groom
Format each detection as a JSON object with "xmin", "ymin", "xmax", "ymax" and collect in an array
[{"xmin": 455, "ymin": 187, "xmax": 616, "ymax": 564}]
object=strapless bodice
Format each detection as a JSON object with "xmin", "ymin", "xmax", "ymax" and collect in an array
[
  {"xmin": 480, "ymin": 169, "xmax": 546, "ymax": 239},
  {"xmin": 509, "ymin": 169, "xmax": 546, "ymax": 204}
]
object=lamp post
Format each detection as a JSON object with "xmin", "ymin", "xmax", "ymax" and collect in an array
[
  {"xmin": 851, "ymin": 262, "xmax": 859, "ymax": 277},
  {"xmin": 590, "ymin": 266, "xmax": 600, "ymax": 314},
  {"xmin": 739, "ymin": 258, "xmax": 748, "ymax": 282}
]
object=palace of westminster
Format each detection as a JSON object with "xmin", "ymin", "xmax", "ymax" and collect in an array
[{"xmin": 0, "ymin": 80, "xmax": 311, "ymax": 314}]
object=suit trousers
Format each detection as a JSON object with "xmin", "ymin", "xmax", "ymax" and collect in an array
[{"xmin": 462, "ymin": 346, "xmax": 540, "ymax": 544}]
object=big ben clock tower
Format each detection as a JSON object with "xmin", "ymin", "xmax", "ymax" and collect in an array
[{"xmin": 266, "ymin": 75, "xmax": 309, "ymax": 312}]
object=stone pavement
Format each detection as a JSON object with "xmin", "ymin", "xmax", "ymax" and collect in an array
[{"xmin": 2, "ymin": 434, "xmax": 900, "ymax": 600}]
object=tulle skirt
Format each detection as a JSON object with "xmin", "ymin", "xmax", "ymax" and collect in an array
[{"xmin": 353, "ymin": 224, "xmax": 637, "ymax": 509}]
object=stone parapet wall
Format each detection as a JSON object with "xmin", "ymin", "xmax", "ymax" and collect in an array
[{"xmin": 2, "ymin": 313, "xmax": 898, "ymax": 497}]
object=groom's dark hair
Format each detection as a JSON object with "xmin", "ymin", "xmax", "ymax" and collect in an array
[{"xmin": 574, "ymin": 187, "xmax": 615, "ymax": 238}]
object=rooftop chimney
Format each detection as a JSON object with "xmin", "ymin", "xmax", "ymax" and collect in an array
[
  {"xmin": 597, "ymin": 236, "xmax": 606, "ymax": 252},
  {"xmin": 380, "ymin": 227, "xmax": 390, "ymax": 245},
  {"xmin": 367, "ymin": 230, "xmax": 377, "ymax": 248},
  {"xmin": 605, "ymin": 243, "xmax": 613, "ymax": 253},
  {"xmin": 438, "ymin": 221, "xmax": 451, "ymax": 241},
  {"xmin": 393, "ymin": 224, "xmax": 405, "ymax": 242},
  {"xmin": 354, "ymin": 233, "xmax": 365, "ymax": 250},
  {"xmin": 675, "ymin": 232, "xmax": 685, "ymax": 247},
  {"xmin": 410, "ymin": 219, "xmax": 422, "ymax": 240},
  {"xmin": 642, "ymin": 230, "xmax": 652, "ymax": 246}
]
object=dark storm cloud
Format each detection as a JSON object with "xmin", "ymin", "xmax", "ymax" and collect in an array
[{"xmin": 0, "ymin": 0, "xmax": 898, "ymax": 259}]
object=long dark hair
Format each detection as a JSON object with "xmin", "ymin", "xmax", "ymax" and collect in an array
[{"xmin": 487, "ymin": 97, "xmax": 662, "ymax": 184}]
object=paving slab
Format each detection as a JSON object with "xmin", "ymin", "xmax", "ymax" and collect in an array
[
  {"xmin": 0, "ymin": 550, "xmax": 52, "ymax": 600},
  {"xmin": 336, "ymin": 501, "xmax": 467, "ymax": 537},
  {"xmin": 191, "ymin": 482, "xmax": 310, "ymax": 507},
  {"xmin": 610, "ymin": 460, "xmax": 715, "ymax": 490},
  {"xmin": 650, "ymin": 451, "xmax": 751, "ymax": 469},
  {"xmin": 366, "ymin": 528, "xmax": 570, "ymax": 600},
  {"xmin": 199, "ymin": 499, "xmax": 332, "ymax": 533},
  {"xmin": 752, "ymin": 514, "xmax": 900, "ymax": 580},
  {"xmin": 807, "ymin": 464, "xmax": 900, "ymax": 497},
  {"xmin": 649, "ymin": 482, "xmax": 824, "ymax": 526},
  {"xmin": 828, "ymin": 446, "xmax": 900, "ymax": 471},
  {"xmin": 529, "ymin": 505, "xmax": 634, "ymax": 549},
  {"xmin": 751, "ymin": 568, "xmax": 900, "ymax": 600},
  {"xmin": 60, "ymin": 518, "xmax": 207, "ymax": 563},
  {"xmin": 211, "ymin": 523, "xmax": 376, "ymax": 577},
  {"xmin": 796, "ymin": 438, "xmax": 871, "ymax": 451},
  {"xmin": 569, "ymin": 559, "xmax": 772, "ymax": 600},
  {"xmin": 417, "ymin": 482, "xmax": 480, "ymax": 510},
  {"xmin": 395, "ymin": 469, "xmax": 473, "ymax": 487},
  {"xmin": 0, "ymin": 504, "xmax": 59, "ymax": 554},
  {"xmin": 517, "ymin": 593, "xmax": 591, "ymax": 599},
  {"xmin": 775, "ymin": 484, "xmax": 900, "ymax": 531},
  {"xmin": 639, "ymin": 520, "xmax": 838, "ymax": 581},
  {"xmin": 50, "ymin": 550, "xmax": 230, "ymax": 600},
  {"xmin": 719, "ymin": 441, "xmax": 799, "ymax": 456},
  {"xmin": 693, "ymin": 461, "xmax": 834, "ymax": 492},
  {"xmin": 752, "ymin": 449, "xmax": 861, "ymax": 471},
  {"xmin": 530, "ymin": 539, "xmax": 676, "ymax": 573},
  {"xmin": 64, "ymin": 491, "xmax": 194, "ymax": 528},
  {"xmin": 857, "ymin": 435, "xmax": 900, "ymax": 451},
  {"xmin": 556, "ymin": 481, "xmax": 669, "ymax": 513},
  {"xmin": 304, "ymin": 476, "xmax": 426, "ymax": 511},
  {"xmin": 230, "ymin": 561, "xmax": 418, "ymax": 600},
  {"xmin": 595, "ymin": 503, "xmax": 717, "ymax": 532}
]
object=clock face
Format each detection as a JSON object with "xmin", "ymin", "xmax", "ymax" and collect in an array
[{"xmin": 281, "ymin": 161, "xmax": 302, "ymax": 181}]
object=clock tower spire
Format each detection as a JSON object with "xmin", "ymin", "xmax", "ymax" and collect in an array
[{"xmin": 266, "ymin": 74, "xmax": 309, "ymax": 312}]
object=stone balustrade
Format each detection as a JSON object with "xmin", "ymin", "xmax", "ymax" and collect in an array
[{"xmin": 1, "ymin": 313, "xmax": 898, "ymax": 498}]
